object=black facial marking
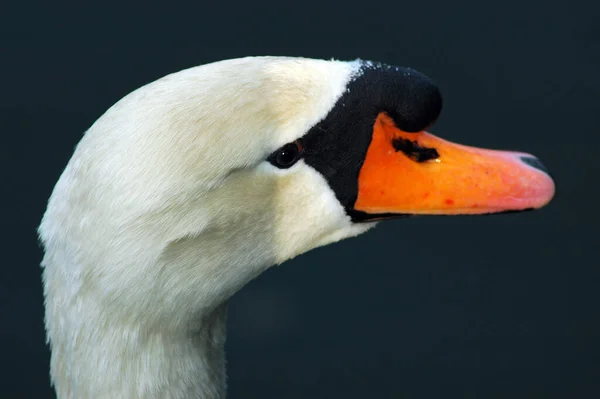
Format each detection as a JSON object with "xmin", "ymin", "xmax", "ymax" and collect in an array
[
  {"xmin": 298, "ymin": 60, "xmax": 443, "ymax": 222},
  {"xmin": 347, "ymin": 209, "xmax": 414, "ymax": 222},
  {"xmin": 391, "ymin": 137, "xmax": 440, "ymax": 163}
]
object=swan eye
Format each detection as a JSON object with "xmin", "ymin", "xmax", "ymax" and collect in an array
[{"xmin": 268, "ymin": 140, "xmax": 303, "ymax": 169}]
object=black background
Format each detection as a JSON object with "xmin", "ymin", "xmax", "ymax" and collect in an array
[{"xmin": 2, "ymin": 1, "xmax": 599, "ymax": 398}]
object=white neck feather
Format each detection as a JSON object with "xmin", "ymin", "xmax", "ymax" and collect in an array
[
  {"xmin": 42, "ymin": 212, "xmax": 272, "ymax": 399},
  {"xmin": 49, "ymin": 295, "xmax": 228, "ymax": 399}
]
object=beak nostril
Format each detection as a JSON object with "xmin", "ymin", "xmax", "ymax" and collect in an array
[{"xmin": 520, "ymin": 156, "xmax": 549, "ymax": 174}]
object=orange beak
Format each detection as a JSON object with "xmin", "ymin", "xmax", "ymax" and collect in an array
[{"xmin": 354, "ymin": 113, "xmax": 555, "ymax": 215}]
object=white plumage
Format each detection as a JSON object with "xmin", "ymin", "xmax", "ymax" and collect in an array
[{"xmin": 39, "ymin": 57, "xmax": 374, "ymax": 399}]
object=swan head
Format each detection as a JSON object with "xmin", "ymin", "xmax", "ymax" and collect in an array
[{"xmin": 39, "ymin": 56, "xmax": 555, "ymax": 332}]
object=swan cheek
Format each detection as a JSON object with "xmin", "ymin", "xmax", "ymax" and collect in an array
[{"xmin": 270, "ymin": 163, "xmax": 375, "ymax": 264}]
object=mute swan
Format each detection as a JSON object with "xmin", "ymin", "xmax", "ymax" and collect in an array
[{"xmin": 39, "ymin": 56, "xmax": 555, "ymax": 398}]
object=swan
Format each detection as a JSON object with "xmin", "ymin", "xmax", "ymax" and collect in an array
[{"xmin": 39, "ymin": 56, "xmax": 555, "ymax": 398}]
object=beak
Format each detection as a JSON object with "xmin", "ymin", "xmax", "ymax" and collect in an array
[{"xmin": 354, "ymin": 113, "xmax": 555, "ymax": 215}]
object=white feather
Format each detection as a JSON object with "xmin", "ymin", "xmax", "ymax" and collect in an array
[{"xmin": 39, "ymin": 56, "xmax": 376, "ymax": 398}]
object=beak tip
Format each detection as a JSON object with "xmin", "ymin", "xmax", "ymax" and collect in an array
[
  {"xmin": 538, "ymin": 174, "xmax": 556, "ymax": 208},
  {"xmin": 518, "ymin": 155, "xmax": 555, "ymax": 209}
]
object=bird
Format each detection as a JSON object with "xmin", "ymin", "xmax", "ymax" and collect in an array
[{"xmin": 38, "ymin": 56, "xmax": 555, "ymax": 399}]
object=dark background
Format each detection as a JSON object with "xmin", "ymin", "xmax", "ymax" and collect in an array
[{"xmin": 2, "ymin": 1, "xmax": 599, "ymax": 398}]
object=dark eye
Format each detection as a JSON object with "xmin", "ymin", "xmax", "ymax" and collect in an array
[{"xmin": 267, "ymin": 140, "xmax": 304, "ymax": 169}]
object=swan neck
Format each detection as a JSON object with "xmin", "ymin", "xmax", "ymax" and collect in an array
[{"xmin": 49, "ymin": 302, "xmax": 229, "ymax": 399}]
